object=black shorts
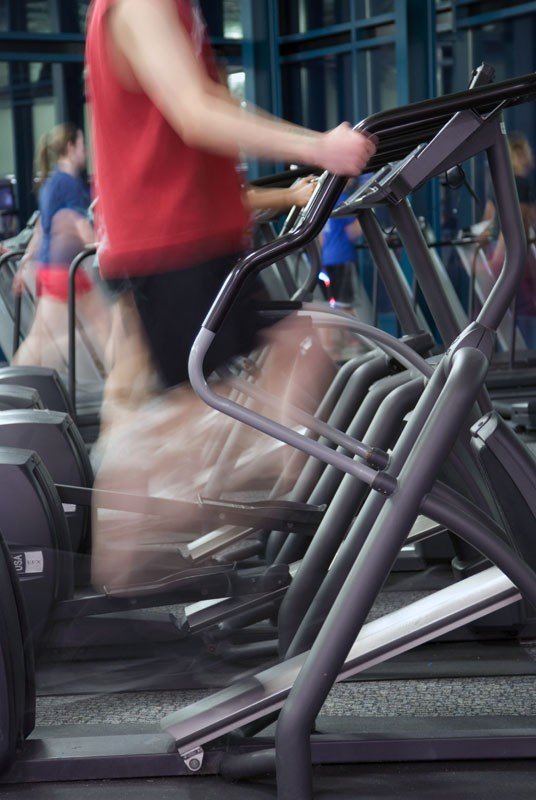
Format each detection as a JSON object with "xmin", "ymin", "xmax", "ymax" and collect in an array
[
  {"xmin": 101, "ymin": 275, "xmax": 132, "ymax": 300},
  {"xmin": 130, "ymin": 253, "xmax": 268, "ymax": 388}
]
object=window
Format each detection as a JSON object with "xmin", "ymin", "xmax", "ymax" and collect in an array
[
  {"xmin": 355, "ymin": 0, "xmax": 395, "ymax": 18},
  {"xmin": 223, "ymin": 0, "xmax": 242, "ymax": 39},
  {"xmin": 281, "ymin": 52, "xmax": 354, "ymax": 130},
  {"xmin": 356, "ymin": 44, "xmax": 397, "ymax": 119},
  {"xmin": 279, "ymin": 0, "xmax": 352, "ymax": 36},
  {"xmin": 436, "ymin": 12, "xmax": 536, "ymax": 234},
  {"xmin": 0, "ymin": 0, "xmax": 89, "ymax": 34}
]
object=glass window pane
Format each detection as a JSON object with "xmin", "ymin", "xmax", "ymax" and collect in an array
[
  {"xmin": 436, "ymin": 40, "xmax": 454, "ymax": 97},
  {"xmin": 438, "ymin": 14, "xmax": 536, "ymax": 353},
  {"xmin": 0, "ymin": 0, "xmax": 7, "ymax": 32},
  {"xmin": 0, "ymin": 102, "xmax": 15, "ymax": 176},
  {"xmin": 0, "ymin": 0, "xmax": 52, "ymax": 32},
  {"xmin": 77, "ymin": 0, "xmax": 90, "ymax": 32},
  {"xmin": 8, "ymin": 62, "xmax": 50, "ymax": 110},
  {"xmin": 279, "ymin": 0, "xmax": 351, "ymax": 35},
  {"xmin": 0, "ymin": 68, "xmax": 16, "ymax": 234},
  {"xmin": 4, "ymin": 0, "xmax": 91, "ymax": 33},
  {"xmin": 51, "ymin": 0, "xmax": 91, "ymax": 33},
  {"xmin": 5, "ymin": 60, "xmax": 54, "ymax": 220},
  {"xmin": 32, "ymin": 100, "xmax": 55, "ymax": 153},
  {"xmin": 281, "ymin": 52, "xmax": 354, "ymax": 130},
  {"xmin": 26, "ymin": 1, "xmax": 52, "ymax": 33},
  {"xmin": 55, "ymin": 1, "xmax": 88, "ymax": 34},
  {"xmin": 0, "ymin": 62, "xmax": 9, "ymax": 91},
  {"xmin": 199, "ymin": 1, "xmax": 242, "ymax": 39},
  {"xmin": 355, "ymin": 0, "xmax": 395, "ymax": 18},
  {"xmin": 223, "ymin": 0, "xmax": 242, "ymax": 39},
  {"xmin": 356, "ymin": 44, "xmax": 396, "ymax": 119},
  {"xmin": 440, "ymin": 14, "xmax": 536, "ymax": 233}
]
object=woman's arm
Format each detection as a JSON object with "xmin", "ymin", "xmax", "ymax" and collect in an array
[
  {"xmin": 245, "ymin": 177, "xmax": 318, "ymax": 212},
  {"xmin": 73, "ymin": 215, "xmax": 96, "ymax": 248}
]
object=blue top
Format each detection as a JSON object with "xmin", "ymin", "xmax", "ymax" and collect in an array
[
  {"xmin": 322, "ymin": 191, "xmax": 357, "ymax": 266},
  {"xmin": 38, "ymin": 169, "xmax": 90, "ymax": 267},
  {"xmin": 322, "ymin": 192, "xmax": 355, "ymax": 267}
]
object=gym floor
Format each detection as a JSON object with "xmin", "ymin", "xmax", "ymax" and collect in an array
[
  {"xmin": 3, "ymin": 761, "xmax": 536, "ymax": 800},
  {"xmin": 4, "ymin": 579, "xmax": 536, "ymax": 798}
]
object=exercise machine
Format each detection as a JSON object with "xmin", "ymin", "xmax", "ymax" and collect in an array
[{"xmin": 3, "ymin": 67, "xmax": 536, "ymax": 800}]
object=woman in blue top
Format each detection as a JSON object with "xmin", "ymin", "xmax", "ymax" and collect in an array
[
  {"xmin": 319, "ymin": 178, "xmax": 362, "ymax": 309},
  {"xmin": 15, "ymin": 123, "xmax": 94, "ymax": 298},
  {"xmin": 12, "ymin": 123, "xmax": 110, "ymax": 372}
]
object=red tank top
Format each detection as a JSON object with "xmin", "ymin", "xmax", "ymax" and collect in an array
[{"xmin": 85, "ymin": 0, "xmax": 250, "ymax": 278}]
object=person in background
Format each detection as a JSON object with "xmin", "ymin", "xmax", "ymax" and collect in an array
[
  {"xmin": 484, "ymin": 131, "xmax": 536, "ymax": 347},
  {"xmin": 12, "ymin": 123, "xmax": 109, "ymax": 375},
  {"xmin": 481, "ymin": 131, "xmax": 536, "ymax": 238},
  {"xmin": 319, "ymin": 178, "xmax": 362, "ymax": 310},
  {"xmin": 85, "ymin": 0, "xmax": 376, "ymax": 592},
  {"xmin": 317, "ymin": 178, "xmax": 364, "ymax": 359}
]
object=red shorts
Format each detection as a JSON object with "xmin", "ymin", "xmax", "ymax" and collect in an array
[{"xmin": 37, "ymin": 266, "xmax": 94, "ymax": 301}]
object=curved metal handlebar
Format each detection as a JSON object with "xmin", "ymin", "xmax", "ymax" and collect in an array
[
  {"xmin": 195, "ymin": 68, "xmax": 536, "ymax": 340},
  {"xmin": 187, "ymin": 65, "xmax": 536, "ymax": 480},
  {"xmin": 68, "ymin": 245, "xmax": 98, "ymax": 418},
  {"xmin": 358, "ymin": 67, "xmax": 536, "ymax": 169}
]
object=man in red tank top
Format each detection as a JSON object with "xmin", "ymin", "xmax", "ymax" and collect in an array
[{"xmin": 85, "ymin": 0, "xmax": 376, "ymax": 592}]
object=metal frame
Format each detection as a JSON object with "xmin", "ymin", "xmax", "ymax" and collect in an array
[
  {"xmin": 4, "ymin": 65, "xmax": 536, "ymax": 798},
  {"xmin": 183, "ymin": 70, "xmax": 536, "ymax": 797}
]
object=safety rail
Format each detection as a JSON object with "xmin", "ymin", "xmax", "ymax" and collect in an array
[
  {"xmin": 0, "ymin": 248, "xmax": 26, "ymax": 357},
  {"xmin": 67, "ymin": 245, "xmax": 98, "ymax": 420},
  {"xmin": 188, "ymin": 65, "xmax": 536, "ymax": 491}
]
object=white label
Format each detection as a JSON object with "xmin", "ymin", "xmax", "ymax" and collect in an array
[{"xmin": 23, "ymin": 551, "xmax": 44, "ymax": 574}]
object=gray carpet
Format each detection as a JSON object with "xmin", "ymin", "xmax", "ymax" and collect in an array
[{"xmin": 34, "ymin": 651, "xmax": 536, "ymax": 727}]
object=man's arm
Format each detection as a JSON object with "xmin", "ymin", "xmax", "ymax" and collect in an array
[{"xmin": 107, "ymin": 0, "xmax": 376, "ymax": 176}]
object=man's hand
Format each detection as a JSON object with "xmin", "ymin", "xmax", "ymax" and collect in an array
[{"xmin": 317, "ymin": 123, "xmax": 376, "ymax": 176}]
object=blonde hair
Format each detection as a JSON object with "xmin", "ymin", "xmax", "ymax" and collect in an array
[
  {"xmin": 34, "ymin": 122, "xmax": 79, "ymax": 184},
  {"xmin": 507, "ymin": 131, "xmax": 534, "ymax": 176}
]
